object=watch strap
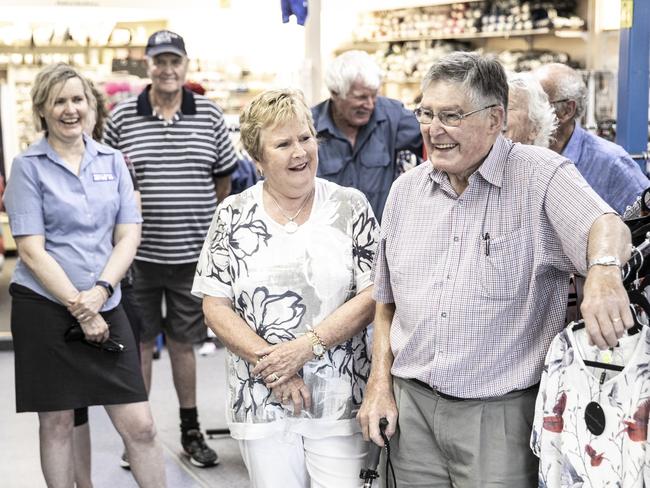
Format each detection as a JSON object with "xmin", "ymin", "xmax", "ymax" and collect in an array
[
  {"xmin": 95, "ymin": 280, "xmax": 114, "ymax": 298},
  {"xmin": 588, "ymin": 256, "xmax": 621, "ymax": 269}
]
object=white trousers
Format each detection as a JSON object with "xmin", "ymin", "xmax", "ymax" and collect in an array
[{"xmin": 239, "ymin": 432, "xmax": 368, "ymax": 488}]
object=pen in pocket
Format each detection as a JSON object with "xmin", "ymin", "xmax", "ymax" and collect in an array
[{"xmin": 483, "ymin": 232, "xmax": 490, "ymax": 256}]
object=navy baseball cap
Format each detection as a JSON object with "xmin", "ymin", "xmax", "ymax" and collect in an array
[{"xmin": 145, "ymin": 30, "xmax": 187, "ymax": 57}]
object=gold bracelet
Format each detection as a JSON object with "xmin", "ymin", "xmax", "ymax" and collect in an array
[{"xmin": 311, "ymin": 329, "xmax": 327, "ymax": 350}]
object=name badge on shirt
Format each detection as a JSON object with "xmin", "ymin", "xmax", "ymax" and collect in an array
[{"xmin": 93, "ymin": 173, "xmax": 115, "ymax": 182}]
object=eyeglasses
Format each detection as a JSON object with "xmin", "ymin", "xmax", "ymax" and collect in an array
[
  {"xmin": 413, "ymin": 104, "xmax": 498, "ymax": 126},
  {"xmin": 549, "ymin": 98, "xmax": 571, "ymax": 105},
  {"xmin": 64, "ymin": 323, "xmax": 126, "ymax": 353}
]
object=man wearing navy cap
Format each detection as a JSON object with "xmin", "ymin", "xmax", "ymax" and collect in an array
[{"xmin": 105, "ymin": 29, "xmax": 238, "ymax": 468}]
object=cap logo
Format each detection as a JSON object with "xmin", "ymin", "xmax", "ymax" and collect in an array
[{"xmin": 154, "ymin": 31, "xmax": 173, "ymax": 45}]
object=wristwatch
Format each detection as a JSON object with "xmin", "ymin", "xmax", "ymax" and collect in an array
[
  {"xmin": 588, "ymin": 256, "xmax": 621, "ymax": 269},
  {"xmin": 306, "ymin": 330, "xmax": 327, "ymax": 360},
  {"xmin": 95, "ymin": 280, "xmax": 114, "ymax": 298}
]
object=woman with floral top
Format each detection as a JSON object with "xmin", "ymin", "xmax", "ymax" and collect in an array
[{"xmin": 192, "ymin": 89, "xmax": 379, "ymax": 487}]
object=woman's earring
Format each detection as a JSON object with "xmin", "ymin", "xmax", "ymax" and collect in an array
[{"xmin": 257, "ymin": 167, "xmax": 264, "ymax": 178}]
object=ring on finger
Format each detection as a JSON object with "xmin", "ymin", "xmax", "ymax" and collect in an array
[
  {"xmin": 270, "ymin": 372, "xmax": 280, "ymax": 382},
  {"xmin": 613, "ymin": 317, "xmax": 622, "ymax": 323}
]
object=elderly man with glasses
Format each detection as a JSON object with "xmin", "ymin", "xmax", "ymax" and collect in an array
[
  {"xmin": 358, "ymin": 52, "xmax": 633, "ymax": 487},
  {"xmin": 534, "ymin": 63, "xmax": 649, "ymax": 214}
]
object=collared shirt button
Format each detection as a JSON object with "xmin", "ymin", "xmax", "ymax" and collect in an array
[
  {"xmin": 441, "ymin": 312, "xmax": 447, "ymax": 318},
  {"xmin": 453, "ymin": 236, "xmax": 459, "ymax": 242}
]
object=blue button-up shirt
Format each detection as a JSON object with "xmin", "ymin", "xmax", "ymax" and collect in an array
[
  {"xmin": 3, "ymin": 135, "xmax": 142, "ymax": 310},
  {"xmin": 562, "ymin": 124, "xmax": 650, "ymax": 214},
  {"xmin": 312, "ymin": 96, "xmax": 422, "ymax": 221}
]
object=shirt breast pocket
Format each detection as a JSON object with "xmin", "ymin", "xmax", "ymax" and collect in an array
[
  {"xmin": 93, "ymin": 179, "xmax": 120, "ymax": 216},
  {"xmin": 357, "ymin": 142, "xmax": 392, "ymax": 193},
  {"xmin": 479, "ymin": 228, "xmax": 534, "ymax": 300},
  {"xmin": 359, "ymin": 143, "xmax": 391, "ymax": 170},
  {"xmin": 317, "ymin": 137, "xmax": 347, "ymax": 177}
]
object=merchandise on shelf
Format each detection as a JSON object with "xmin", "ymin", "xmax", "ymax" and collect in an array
[
  {"xmin": 344, "ymin": 0, "xmax": 588, "ymax": 108},
  {"xmin": 375, "ymin": 39, "xmax": 472, "ymax": 85},
  {"xmin": 496, "ymin": 49, "xmax": 572, "ymax": 71},
  {"xmin": 354, "ymin": 0, "xmax": 584, "ymax": 42}
]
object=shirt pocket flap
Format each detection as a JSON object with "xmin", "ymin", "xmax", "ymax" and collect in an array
[{"xmin": 358, "ymin": 142, "xmax": 391, "ymax": 168}]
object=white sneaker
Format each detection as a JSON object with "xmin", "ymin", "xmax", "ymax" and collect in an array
[{"xmin": 198, "ymin": 341, "xmax": 217, "ymax": 356}]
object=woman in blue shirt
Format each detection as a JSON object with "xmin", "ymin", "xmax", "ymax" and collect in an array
[{"xmin": 3, "ymin": 63, "xmax": 166, "ymax": 487}]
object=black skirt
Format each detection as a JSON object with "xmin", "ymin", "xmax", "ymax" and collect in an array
[{"xmin": 10, "ymin": 283, "xmax": 147, "ymax": 412}]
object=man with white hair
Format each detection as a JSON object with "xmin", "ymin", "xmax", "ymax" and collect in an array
[
  {"xmin": 534, "ymin": 63, "xmax": 649, "ymax": 214},
  {"xmin": 312, "ymin": 50, "xmax": 422, "ymax": 221},
  {"xmin": 506, "ymin": 72, "xmax": 557, "ymax": 148}
]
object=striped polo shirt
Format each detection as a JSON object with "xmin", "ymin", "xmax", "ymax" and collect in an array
[{"xmin": 104, "ymin": 86, "xmax": 237, "ymax": 264}]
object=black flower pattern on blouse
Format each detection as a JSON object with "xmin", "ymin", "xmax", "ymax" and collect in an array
[
  {"xmin": 236, "ymin": 287, "xmax": 306, "ymax": 344},
  {"xmin": 330, "ymin": 330, "xmax": 371, "ymax": 406},
  {"xmin": 197, "ymin": 203, "xmax": 271, "ymax": 284},
  {"xmin": 232, "ymin": 357, "xmax": 276, "ymax": 418},
  {"xmin": 352, "ymin": 209, "xmax": 378, "ymax": 272}
]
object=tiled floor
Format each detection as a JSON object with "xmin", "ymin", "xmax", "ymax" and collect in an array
[{"xmin": 0, "ymin": 257, "xmax": 250, "ymax": 488}]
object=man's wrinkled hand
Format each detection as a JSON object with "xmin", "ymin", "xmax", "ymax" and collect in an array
[
  {"xmin": 581, "ymin": 265, "xmax": 632, "ymax": 349},
  {"xmin": 357, "ymin": 379, "xmax": 398, "ymax": 447}
]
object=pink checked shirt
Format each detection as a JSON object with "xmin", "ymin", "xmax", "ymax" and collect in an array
[{"xmin": 373, "ymin": 135, "xmax": 613, "ymax": 398}]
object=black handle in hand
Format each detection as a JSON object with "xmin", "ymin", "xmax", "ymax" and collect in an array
[{"xmin": 360, "ymin": 418, "xmax": 389, "ymax": 484}]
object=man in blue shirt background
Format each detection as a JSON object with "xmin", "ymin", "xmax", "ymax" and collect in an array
[
  {"xmin": 312, "ymin": 50, "xmax": 422, "ymax": 221},
  {"xmin": 535, "ymin": 63, "xmax": 649, "ymax": 214}
]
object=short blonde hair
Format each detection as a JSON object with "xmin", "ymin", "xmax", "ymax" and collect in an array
[
  {"xmin": 240, "ymin": 89, "xmax": 316, "ymax": 162},
  {"xmin": 31, "ymin": 63, "xmax": 95, "ymax": 133}
]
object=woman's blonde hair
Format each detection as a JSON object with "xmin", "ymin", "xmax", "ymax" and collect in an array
[
  {"xmin": 239, "ymin": 88, "xmax": 316, "ymax": 162},
  {"xmin": 31, "ymin": 63, "xmax": 95, "ymax": 133}
]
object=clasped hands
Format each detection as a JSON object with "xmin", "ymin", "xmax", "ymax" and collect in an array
[
  {"xmin": 252, "ymin": 335, "xmax": 314, "ymax": 414},
  {"xmin": 67, "ymin": 286, "xmax": 110, "ymax": 342}
]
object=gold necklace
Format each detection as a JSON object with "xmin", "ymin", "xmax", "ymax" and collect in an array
[{"xmin": 265, "ymin": 185, "xmax": 314, "ymax": 234}]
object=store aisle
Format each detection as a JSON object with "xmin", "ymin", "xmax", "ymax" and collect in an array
[{"xmin": 0, "ymin": 269, "xmax": 250, "ymax": 487}]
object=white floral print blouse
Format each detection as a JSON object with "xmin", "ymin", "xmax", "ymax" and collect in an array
[
  {"xmin": 192, "ymin": 178, "xmax": 379, "ymax": 440},
  {"xmin": 531, "ymin": 324, "xmax": 650, "ymax": 487}
]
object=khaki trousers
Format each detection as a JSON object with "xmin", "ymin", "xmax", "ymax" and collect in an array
[{"xmin": 384, "ymin": 377, "xmax": 538, "ymax": 488}]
